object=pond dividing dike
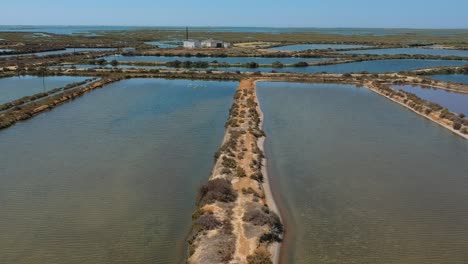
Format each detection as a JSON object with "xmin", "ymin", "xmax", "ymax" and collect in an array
[{"xmin": 188, "ymin": 79, "xmax": 283, "ymax": 264}]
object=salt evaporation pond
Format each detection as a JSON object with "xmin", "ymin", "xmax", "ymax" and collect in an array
[
  {"xmin": 270, "ymin": 44, "xmax": 370, "ymax": 51},
  {"xmin": 257, "ymin": 82, "xmax": 468, "ymax": 264},
  {"xmin": 50, "ymin": 64, "xmax": 165, "ymax": 70},
  {"xmin": 0, "ymin": 48, "xmax": 116, "ymax": 58},
  {"xmin": 145, "ymin": 41, "xmax": 180, "ymax": 49},
  {"xmin": 429, "ymin": 74, "xmax": 468, "ymax": 84},
  {"xmin": 206, "ymin": 59, "xmax": 468, "ymax": 74},
  {"xmin": 340, "ymin": 48, "xmax": 468, "ymax": 57},
  {"xmin": 102, "ymin": 55, "xmax": 329, "ymax": 64},
  {"xmin": 0, "ymin": 75, "xmax": 88, "ymax": 104},
  {"xmin": 394, "ymin": 84, "xmax": 468, "ymax": 116},
  {"xmin": 0, "ymin": 78, "xmax": 237, "ymax": 264}
]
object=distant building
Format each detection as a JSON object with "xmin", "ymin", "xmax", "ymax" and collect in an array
[
  {"xmin": 183, "ymin": 39, "xmax": 231, "ymax": 49},
  {"xmin": 202, "ymin": 39, "xmax": 226, "ymax": 48},
  {"xmin": 183, "ymin": 40, "xmax": 201, "ymax": 48}
]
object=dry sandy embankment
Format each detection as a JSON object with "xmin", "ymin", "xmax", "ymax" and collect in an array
[{"xmin": 188, "ymin": 78, "xmax": 283, "ymax": 264}]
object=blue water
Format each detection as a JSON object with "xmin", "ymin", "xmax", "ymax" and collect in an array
[
  {"xmin": 258, "ymin": 82, "xmax": 468, "ymax": 264},
  {"xmin": 102, "ymin": 55, "xmax": 329, "ymax": 64},
  {"xmin": 0, "ymin": 48, "xmax": 116, "ymax": 58},
  {"xmin": 145, "ymin": 41, "xmax": 180, "ymax": 49},
  {"xmin": 0, "ymin": 78, "xmax": 237, "ymax": 264},
  {"xmin": 270, "ymin": 44, "xmax": 370, "ymax": 51},
  {"xmin": 340, "ymin": 48, "xmax": 468, "ymax": 57},
  {"xmin": 0, "ymin": 75, "xmax": 88, "ymax": 104},
  {"xmin": 56, "ymin": 60, "xmax": 467, "ymax": 74},
  {"xmin": 430, "ymin": 74, "xmax": 468, "ymax": 84},
  {"xmin": 205, "ymin": 60, "xmax": 468, "ymax": 74},
  {"xmin": 394, "ymin": 85, "xmax": 468, "ymax": 116},
  {"xmin": 1, "ymin": 25, "xmax": 467, "ymax": 36},
  {"xmin": 50, "ymin": 64, "xmax": 166, "ymax": 70}
]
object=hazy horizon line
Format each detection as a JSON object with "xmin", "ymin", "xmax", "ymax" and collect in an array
[{"xmin": 1, "ymin": 24, "xmax": 468, "ymax": 30}]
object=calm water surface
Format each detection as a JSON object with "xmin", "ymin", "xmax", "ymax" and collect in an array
[
  {"xmin": 270, "ymin": 44, "xmax": 370, "ymax": 51},
  {"xmin": 103, "ymin": 55, "xmax": 328, "ymax": 64},
  {"xmin": 0, "ymin": 48, "xmax": 116, "ymax": 58},
  {"xmin": 430, "ymin": 74, "xmax": 468, "ymax": 84},
  {"xmin": 0, "ymin": 75, "xmax": 88, "ymax": 104},
  {"xmin": 341, "ymin": 48, "xmax": 468, "ymax": 57},
  {"xmin": 394, "ymin": 84, "xmax": 468, "ymax": 116},
  {"xmin": 208, "ymin": 59, "xmax": 468, "ymax": 73},
  {"xmin": 50, "ymin": 64, "xmax": 165, "ymax": 70},
  {"xmin": 257, "ymin": 82, "xmax": 468, "ymax": 264},
  {"xmin": 0, "ymin": 78, "xmax": 237, "ymax": 264},
  {"xmin": 145, "ymin": 41, "xmax": 180, "ymax": 49}
]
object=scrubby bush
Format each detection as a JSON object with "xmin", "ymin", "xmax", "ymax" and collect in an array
[
  {"xmin": 243, "ymin": 206, "xmax": 284, "ymax": 242},
  {"xmin": 221, "ymin": 167, "xmax": 232, "ymax": 175},
  {"xmin": 250, "ymin": 172, "xmax": 264, "ymax": 183},
  {"xmin": 222, "ymin": 156, "xmax": 237, "ymax": 169},
  {"xmin": 271, "ymin": 61, "xmax": 283, "ymax": 68},
  {"xmin": 293, "ymin": 61, "xmax": 308, "ymax": 67},
  {"xmin": 453, "ymin": 122, "xmax": 462, "ymax": 130},
  {"xmin": 342, "ymin": 73, "xmax": 352, "ymax": 78},
  {"xmin": 221, "ymin": 220, "xmax": 233, "ymax": 234},
  {"xmin": 246, "ymin": 62, "xmax": 259, "ymax": 68},
  {"xmin": 260, "ymin": 232, "xmax": 282, "ymax": 243},
  {"xmin": 197, "ymin": 178, "xmax": 237, "ymax": 206},
  {"xmin": 236, "ymin": 166, "xmax": 247, "ymax": 178},
  {"xmin": 182, "ymin": 61, "xmax": 193, "ymax": 68},
  {"xmin": 166, "ymin": 60, "xmax": 182, "ymax": 68},
  {"xmin": 194, "ymin": 213, "xmax": 222, "ymax": 230},
  {"xmin": 218, "ymin": 240, "xmax": 235, "ymax": 262},
  {"xmin": 247, "ymin": 251, "xmax": 272, "ymax": 264}
]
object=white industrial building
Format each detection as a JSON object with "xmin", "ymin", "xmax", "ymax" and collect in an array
[
  {"xmin": 183, "ymin": 40, "xmax": 201, "ymax": 48},
  {"xmin": 183, "ymin": 39, "xmax": 230, "ymax": 49}
]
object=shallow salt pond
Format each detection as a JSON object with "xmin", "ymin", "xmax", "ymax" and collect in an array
[
  {"xmin": 145, "ymin": 41, "xmax": 180, "ymax": 49},
  {"xmin": 102, "ymin": 55, "xmax": 329, "ymax": 64},
  {"xmin": 269, "ymin": 44, "xmax": 370, "ymax": 51},
  {"xmin": 340, "ymin": 48, "xmax": 468, "ymax": 57},
  {"xmin": 50, "ymin": 64, "xmax": 165, "ymax": 70},
  {"xmin": 207, "ymin": 59, "xmax": 468, "ymax": 74},
  {"xmin": 0, "ymin": 78, "xmax": 237, "ymax": 264},
  {"xmin": 257, "ymin": 82, "xmax": 468, "ymax": 264},
  {"xmin": 394, "ymin": 84, "xmax": 468, "ymax": 116},
  {"xmin": 429, "ymin": 74, "xmax": 468, "ymax": 84},
  {"xmin": 0, "ymin": 75, "xmax": 88, "ymax": 104},
  {"xmin": 0, "ymin": 48, "xmax": 116, "ymax": 58}
]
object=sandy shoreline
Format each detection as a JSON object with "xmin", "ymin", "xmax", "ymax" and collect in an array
[{"xmin": 254, "ymin": 80, "xmax": 283, "ymax": 264}]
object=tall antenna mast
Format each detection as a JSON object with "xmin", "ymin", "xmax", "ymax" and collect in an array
[{"xmin": 186, "ymin": 26, "xmax": 189, "ymax": 40}]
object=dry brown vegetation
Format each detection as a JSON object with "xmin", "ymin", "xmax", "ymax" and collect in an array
[{"xmin": 188, "ymin": 79, "xmax": 283, "ymax": 264}]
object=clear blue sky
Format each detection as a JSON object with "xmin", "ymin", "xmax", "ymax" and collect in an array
[{"xmin": 1, "ymin": 0, "xmax": 467, "ymax": 28}]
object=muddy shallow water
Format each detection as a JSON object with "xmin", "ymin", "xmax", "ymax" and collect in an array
[
  {"xmin": 257, "ymin": 82, "xmax": 468, "ymax": 264},
  {"xmin": 0, "ymin": 78, "xmax": 237, "ymax": 264}
]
